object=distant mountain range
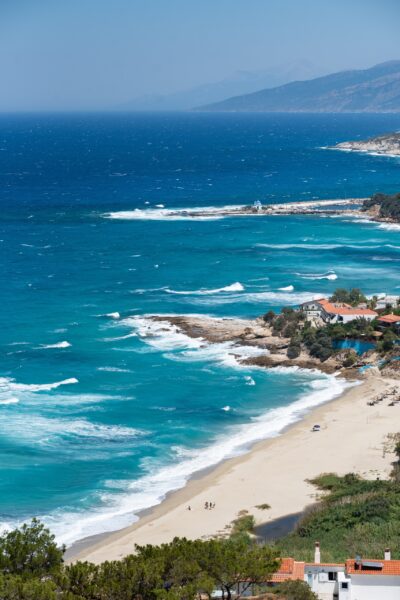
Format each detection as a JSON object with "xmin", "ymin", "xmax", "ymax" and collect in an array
[
  {"xmin": 118, "ymin": 60, "xmax": 324, "ymax": 111},
  {"xmin": 198, "ymin": 61, "xmax": 400, "ymax": 113}
]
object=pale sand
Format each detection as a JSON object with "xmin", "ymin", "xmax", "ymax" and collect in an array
[{"xmin": 70, "ymin": 373, "xmax": 399, "ymax": 564}]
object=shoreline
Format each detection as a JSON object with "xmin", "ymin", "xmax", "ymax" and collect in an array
[
  {"xmin": 67, "ymin": 372, "xmax": 398, "ymax": 564},
  {"xmin": 104, "ymin": 197, "xmax": 400, "ymax": 227}
]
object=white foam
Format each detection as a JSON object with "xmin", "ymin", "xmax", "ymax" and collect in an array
[
  {"xmin": 185, "ymin": 290, "xmax": 320, "ymax": 306},
  {"xmin": 106, "ymin": 312, "xmax": 121, "ymax": 319},
  {"xmin": 39, "ymin": 341, "xmax": 71, "ymax": 349},
  {"xmin": 222, "ymin": 405, "xmax": 231, "ymax": 411},
  {"xmin": 296, "ymin": 271, "xmax": 338, "ymax": 281},
  {"xmin": 278, "ymin": 285, "xmax": 294, "ymax": 291},
  {"xmin": 97, "ymin": 367, "xmax": 133, "ymax": 373},
  {"xmin": 123, "ymin": 315, "xmax": 266, "ymax": 368},
  {"xmin": 103, "ymin": 205, "xmax": 242, "ymax": 221},
  {"xmin": 31, "ymin": 370, "xmax": 356, "ymax": 546},
  {"xmin": 0, "ymin": 414, "xmax": 142, "ymax": 445},
  {"xmin": 166, "ymin": 282, "xmax": 245, "ymax": 295},
  {"xmin": 0, "ymin": 377, "xmax": 78, "ymax": 393},
  {"xmin": 0, "ymin": 398, "xmax": 19, "ymax": 405}
]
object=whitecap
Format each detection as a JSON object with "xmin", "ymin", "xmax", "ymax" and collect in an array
[
  {"xmin": 244, "ymin": 376, "xmax": 256, "ymax": 386},
  {"xmin": 106, "ymin": 312, "xmax": 120, "ymax": 319},
  {"xmin": 29, "ymin": 372, "xmax": 357, "ymax": 546},
  {"xmin": 0, "ymin": 377, "xmax": 78, "ymax": 393},
  {"xmin": 102, "ymin": 205, "xmax": 240, "ymax": 221},
  {"xmin": 0, "ymin": 398, "xmax": 19, "ymax": 405},
  {"xmin": 97, "ymin": 367, "xmax": 133, "ymax": 373},
  {"xmin": 165, "ymin": 282, "xmax": 244, "ymax": 295},
  {"xmin": 39, "ymin": 341, "xmax": 71, "ymax": 349},
  {"xmin": 296, "ymin": 271, "xmax": 338, "ymax": 281},
  {"xmin": 222, "ymin": 405, "xmax": 231, "ymax": 411},
  {"xmin": 185, "ymin": 290, "xmax": 320, "ymax": 307},
  {"xmin": 278, "ymin": 285, "xmax": 294, "ymax": 291}
]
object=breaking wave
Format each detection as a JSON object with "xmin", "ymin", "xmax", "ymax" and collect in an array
[
  {"xmin": 26, "ymin": 369, "xmax": 355, "ymax": 546},
  {"xmin": 297, "ymin": 271, "xmax": 338, "ymax": 281},
  {"xmin": 102, "ymin": 205, "xmax": 242, "ymax": 221},
  {"xmin": 0, "ymin": 377, "xmax": 78, "ymax": 393},
  {"xmin": 165, "ymin": 282, "xmax": 244, "ymax": 295},
  {"xmin": 39, "ymin": 341, "xmax": 71, "ymax": 349},
  {"xmin": 278, "ymin": 285, "xmax": 294, "ymax": 291}
]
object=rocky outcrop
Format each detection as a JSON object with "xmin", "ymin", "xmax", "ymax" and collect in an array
[{"xmin": 335, "ymin": 132, "xmax": 400, "ymax": 156}]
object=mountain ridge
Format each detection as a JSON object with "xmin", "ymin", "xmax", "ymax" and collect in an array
[{"xmin": 197, "ymin": 60, "xmax": 400, "ymax": 113}]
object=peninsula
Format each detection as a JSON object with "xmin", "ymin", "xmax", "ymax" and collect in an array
[{"xmin": 334, "ymin": 131, "xmax": 400, "ymax": 156}]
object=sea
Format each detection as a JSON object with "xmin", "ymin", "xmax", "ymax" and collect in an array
[{"xmin": 1, "ymin": 112, "xmax": 400, "ymax": 546}]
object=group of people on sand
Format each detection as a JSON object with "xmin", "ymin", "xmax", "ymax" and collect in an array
[{"xmin": 186, "ymin": 501, "xmax": 216, "ymax": 511}]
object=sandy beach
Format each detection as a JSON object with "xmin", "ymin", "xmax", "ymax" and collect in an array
[{"xmin": 69, "ymin": 372, "xmax": 399, "ymax": 564}]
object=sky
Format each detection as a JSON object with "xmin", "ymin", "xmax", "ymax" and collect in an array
[{"xmin": 0, "ymin": 0, "xmax": 399, "ymax": 111}]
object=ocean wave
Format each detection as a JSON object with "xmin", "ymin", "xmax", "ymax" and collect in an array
[
  {"xmin": 183, "ymin": 290, "xmax": 320, "ymax": 306},
  {"xmin": 0, "ymin": 377, "xmax": 78, "ymax": 393},
  {"xmin": 257, "ymin": 242, "xmax": 343, "ymax": 250},
  {"xmin": 27, "ymin": 371, "xmax": 356, "ymax": 546},
  {"xmin": 278, "ymin": 285, "xmax": 294, "ymax": 291},
  {"xmin": 296, "ymin": 271, "xmax": 338, "ymax": 281},
  {"xmin": 103, "ymin": 205, "xmax": 240, "ymax": 221},
  {"xmin": 102, "ymin": 332, "xmax": 138, "ymax": 342},
  {"xmin": 165, "ymin": 282, "xmax": 244, "ymax": 295},
  {"xmin": 97, "ymin": 367, "xmax": 133, "ymax": 373},
  {"xmin": 39, "ymin": 341, "xmax": 71, "ymax": 349},
  {"xmin": 120, "ymin": 315, "xmax": 266, "ymax": 368},
  {"xmin": 105, "ymin": 312, "xmax": 121, "ymax": 319},
  {"xmin": 0, "ymin": 398, "xmax": 19, "ymax": 406},
  {"xmin": 0, "ymin": 414, "xmax": 142, "ymax": 446}
]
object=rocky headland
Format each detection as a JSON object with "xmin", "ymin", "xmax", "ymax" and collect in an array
[
  {"xmin": 150, "ymin": 315, "xmax": 363, "ymax": 377},
  {"xmin": 334, "ymin": 131, "xmax": 400, "ymax": 156}
]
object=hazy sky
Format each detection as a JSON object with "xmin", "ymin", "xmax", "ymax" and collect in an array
[{"xmin": 0, "ymin": 0, "xmax": 399, "ymax": 110}]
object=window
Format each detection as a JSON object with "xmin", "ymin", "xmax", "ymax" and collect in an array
[
  {"xmin": 341, "ymin": 582, "xmax": 349, "ymax": 589},
  {"xmin": 328, "ymin": 572, "xmax": 337, "ymax": 581}
]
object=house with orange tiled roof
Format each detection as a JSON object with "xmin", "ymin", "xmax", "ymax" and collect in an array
[
  {"xmin": 378, "ymin": 314, "xmax": 400, "ymax": 331},
  {"xmin": 265, "ymin": 543, "xmax": 400, "ymax": 600},
  {"xmin": 301, "ymin": 298, "xmax": 377, "ymax": 325}
]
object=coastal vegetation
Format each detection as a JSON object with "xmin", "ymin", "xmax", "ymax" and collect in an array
[
  {"xmin": 362, "ymin": 191, "xmax": 400, "ymax": 222},
  {"xmin": 277, "ymin": 439, "xmax": 400, "ymax": 562},
  {"xmin": 0, "ymin": 526, "xmax": 280, "ymax": 600},
  {"xmin": 263, "ymin": 287, "xmax": 400, "ymax": 363}
]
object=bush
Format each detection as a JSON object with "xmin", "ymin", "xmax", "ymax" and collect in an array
[
  {"xmin": 275, "ymin": 579, "xmax": 318, "ymax": 599},
  {"xmin": 0, "ymin": 519, "xmax": 64, "ymax": 578},
  {"xmin": 287, "ymin": 344, "xmax": 301, "ymax": 359},
  {"xmin": 263, "ymin": 310, "xmax": 276, "ymax": 324},
  {"xmin": 330, "ymin": 288, "xmax": 366, "ymax": 306}
]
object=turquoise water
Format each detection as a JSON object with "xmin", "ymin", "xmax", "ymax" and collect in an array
[
  {"xmin": 1, "ymin": 113, "xmax": 400, "ymax": 544},
  {"xmin": 333, "ymin": 340, "xmax": 376, "ymax": 354}
]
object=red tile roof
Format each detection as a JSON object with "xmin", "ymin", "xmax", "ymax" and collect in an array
[
  {"xmin": 346, "ymin": 559, "xmax": 400, "ymax": 576},
  {"xmin": 378, "ymin": 314, "xmax": 400, "ymax": 324},
  {"xmin": 318, "ymin": 298, "xmax": 377, "ymax": 317},
  {"xmin": 305, "ymin": 563, "xmax": 345, "ymax": 567},
  {"xmin": 270, "ymin": 558, "xmax": 305, "ymax": 582}
]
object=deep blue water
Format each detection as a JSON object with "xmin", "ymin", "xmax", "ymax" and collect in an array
[{"xmin": 1, "ymin": 112, "xmax": 400, "ymax": 544}]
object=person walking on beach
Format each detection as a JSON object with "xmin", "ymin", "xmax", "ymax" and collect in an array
[{"xmin": 205, "ymin": 502, "xmax": 208, "ymax": 510}]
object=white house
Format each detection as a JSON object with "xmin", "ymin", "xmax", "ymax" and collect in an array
[
  {"xmin": 269, "ymin": 543, "xmax": 400, "ymax": 600},
  {"xmin": 300, "ymin": 298, "xmax": 377, "ymax": 325}
]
